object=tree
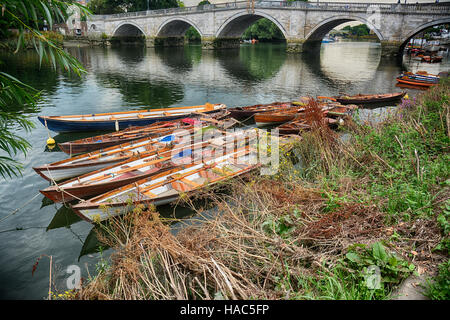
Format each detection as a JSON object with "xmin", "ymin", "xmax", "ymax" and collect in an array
[
  {"xmin": 342, "ymin": 24, "xmax": 370, "ymax": 37},
  {"xmin": 0, "ymin": 1, "xmax": 89, "ymax": 178},
  {"xmin": 88, "ymin": 0, "xmax": 179, "ymax": 14},
  {"xmin": 242, "ymin": 19, "xmax": 284, "ymax": 41},
  {"xmin": 197, "ymin": 0, "xmax": 211, "ymax": 6}
]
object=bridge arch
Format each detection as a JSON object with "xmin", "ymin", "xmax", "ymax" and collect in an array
[
  {"xmin": 215, "ymin": 10, "xmax": 287, "ymax": 39},
  {"xmin": 305, "ymin": 15, "xmax": 384, "ymax": 43},
  {"xmin": 400, "ymin": 18, "xmax": 450, "ymax": 51},
  {"xmin": 157, "ymin": 17, "xmax": 203, "ymax": 37},
  {"xmin": 112, "ymin": 21, "xmax": 146, "ymax": 38}
]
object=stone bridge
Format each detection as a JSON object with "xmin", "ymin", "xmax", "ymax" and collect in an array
[{"xmin": 86, "ymin": 1, "xmax": 450, "ymax": 56}]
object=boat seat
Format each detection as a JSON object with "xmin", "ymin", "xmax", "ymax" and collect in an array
[
  {"xmin": 180, "ymin": 178, "xmax": 201, "ymax": 187},
  {"xmin": 190, "ymin": 177, "xmax": 208, "ymax": 185},
  {"xmin": 171, "ymin": 181, "xmax": 191, "ymax": 192}
]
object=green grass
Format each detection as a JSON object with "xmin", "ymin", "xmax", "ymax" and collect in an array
[{"xmin": 424, "ymin": 260, "xmax": 450, "ymax": 300}]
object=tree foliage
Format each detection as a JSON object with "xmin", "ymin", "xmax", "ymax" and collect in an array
[
  {"xmin": 197, "ymin": 0, "xmax": 211, "ymax": 6},
  {"xmin": 88, "ymin": 0, "xmax": 179, "ymax": 14},
  {"xmin": 185, "ymin": 26, "xmax": 201, "ymax": 42},
  {"xmin": 0, "ymin": 0, "xmax": 89, "ymax": 178},
  {"xmin": 342, "ymin": 24, "xmax": 371, "ymax": 37},
  {"xmin": 242, "ymin": 18, "xmax": 284, "ymax": 41}
]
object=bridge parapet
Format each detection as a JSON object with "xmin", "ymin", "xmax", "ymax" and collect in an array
[{"xmin": 89, "ymin": 1, "xmax": 450, "ymax": 21}]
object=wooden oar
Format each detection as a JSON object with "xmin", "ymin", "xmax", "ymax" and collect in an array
[{"xmin": 317, "ymin": 96, "xmax": 337, "ymax": 101}]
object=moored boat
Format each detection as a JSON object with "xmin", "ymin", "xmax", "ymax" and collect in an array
[
  {"xmin": 396, "ymin": 72, "xmax": 440, "ymax": 87},
  {"xmin": 254, "ymin": 109, "xmax": 299, "ymax": 127},
  {"xmin": 38, "ymin": 103, "xmax": 226, "ymax": 133},
  {"xmin": 228, "ymin": 100, "xmax": 307, "ymax": 121},
  {"xmin": 57, "ymin": 110, "xmax": 232, "ymax": 155},
  {"xmin": 278, "ymin": 104, "xmax": 358, "ymax": 135},
  {"xmin": 335, "ymin": 92, "xmax": 406, "ymax": 105},
  {"xmin": 58, "ymin": 119, "xmax": 192, "ymax": 155},
  {"xmin": 71, "ymin": 146, "xmax": 260, "ymax": 223}
]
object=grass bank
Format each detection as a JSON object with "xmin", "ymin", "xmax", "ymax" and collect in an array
[{"xmin": 69, "ymin": 80, "xmax": 449, "ymax": 300}]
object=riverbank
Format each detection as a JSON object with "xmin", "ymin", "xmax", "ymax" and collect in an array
[{"xmin": 64, "ymin": 79, "xmax": 449, "ymax": 300}]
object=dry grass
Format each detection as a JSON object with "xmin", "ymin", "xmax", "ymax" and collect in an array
[{"xmin": 74, "ymin": 173, "xmax": 444, "ymax": 300}]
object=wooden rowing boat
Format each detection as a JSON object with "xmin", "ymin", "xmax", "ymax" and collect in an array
[
  {"xmin": 228, "ymin": 100, "xmax": 307, "ymax": 121},
  {"xmin": 57, "ymin": 119, "xmax": 192, "ymax": 155},
  {"xmin": 277, "ymin": 104, "xmax": 357, "ymax": 135},
  {"xmin": 38, "ymin": 103, "xmax": 226, "ymax": 133},
  {"xmin": 57, "ymin": 110, "xmax": 232, "ymax": 155},
  {"xmin": 396, "ymin": 72, "xmax": 439, "ymax": 87},
  {"xmin": 39, "ymin": 129, "xmax": 257, "ymax": 203},
  {"xmin": 254, "ymin": 109, "xmax": 299, "ymax": 127},
  {"xmin": 33, "ymin": 130, "xmax": 193, "ymax": 182},
  {"xmin": 335, "ymin": 92, "xmax": 406, "ymax": 105},
  {"xmin": 253, "ymin": 100, "xmax": 355, "ymax": 128},
  {"xmin": 278, "ymin": 118, "xmax": 341, "ymax": 135},
  {"xmin": 71, "ymin": 146, "xmax": 260, "ymax": 223}
]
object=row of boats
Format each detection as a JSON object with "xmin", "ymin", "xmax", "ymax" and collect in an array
[
  {"xmin": 396, "ymin": 70, "xmax": 442, "ymax": 87},
  {"xmin": 35, "ymin": 91, "xmax": 409, "ymax": 223}
]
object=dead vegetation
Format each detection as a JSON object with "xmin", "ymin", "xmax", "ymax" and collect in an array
[{"xmin": 73, "ymin": 175, "xmax": 445, "ymax": 300}]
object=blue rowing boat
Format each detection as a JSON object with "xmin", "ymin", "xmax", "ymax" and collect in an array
[{"xmin": 38, "ymin": 103, "xmax": 226, "ymax": 133}]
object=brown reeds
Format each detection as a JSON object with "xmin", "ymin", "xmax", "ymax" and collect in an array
[{"xmin": 75, "ymin": 175, "xmax": 404, "ymax": 300}]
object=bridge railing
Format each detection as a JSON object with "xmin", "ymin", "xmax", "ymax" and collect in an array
[{"xmin": 90, "ymin": 1, "xmax": 450, "ymax": 20}]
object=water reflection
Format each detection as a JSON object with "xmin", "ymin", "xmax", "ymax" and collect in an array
[
  {"xmin": 154, "ymin": 45, "xmax": 202, "ymax": 74},
  {"xmin": 214, "ymin": 44, "xmax": 287, "ymax": 83},
  {"xmin": 1, "ymin": 42, "xmax": 450, "ymax": 299},
  {"xmin": 95, "ymin": 72, "xmax": 185, "ymax": 107},
  {"xmin": 46, "ymin": 204, "xmax": 82, "ymax": 231},
  {"xmin": 0, "ymin": 51, "xmax": 60, "ymax": 98}
]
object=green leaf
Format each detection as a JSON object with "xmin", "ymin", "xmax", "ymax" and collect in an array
[
  {"xmin": 372, "ymin": 242, "xmax": 388, "ymax": 263},
  {"xmin": 346, "ymin": 252, "xmax": 361, "ymax": 264}
]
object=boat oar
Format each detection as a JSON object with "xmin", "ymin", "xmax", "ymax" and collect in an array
[{"xmin": 317, "ymin": 96, "xmax": 337, "ymax": 101}]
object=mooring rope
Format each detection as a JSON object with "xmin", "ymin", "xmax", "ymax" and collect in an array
[
  {"xmin": 45, "ymin": 165, "xmax": 86, "ymax": 204},
  {"xmin": 0, "ymin": 192, "xmax": 41, "ymax": 224}
]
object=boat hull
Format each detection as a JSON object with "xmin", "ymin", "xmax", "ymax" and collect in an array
[
  {"xmin": 335, "ymin": 92, "xmax": 406, "ymax": 104},
  {"xmin": 228, "ymin": 109, "xmax": 259, "ymax": 121},
  {"xmin": 33, "ymin": 158, "xmax": 127, "ymax": 182},
  {"xmin": 254, "ymin": 113, "xmax": 296, "ymax": 127},
  {"xmin": 39, "ymin": 114, "xmax": 199, "ymax": 133},
  {"xmin": 40, "ymin": 168, "xmax": 167, "ymax": 203},
  {"xmin": 396, "ymin": 78, "xmax": 436, "ymax": 87},
  {"xmin": 38, "ymin": 105, "xmax": 225, "ymax": 133},
  {"xmin": 58, "ymin": 135, "xmax": 148, "ymax": 155}
]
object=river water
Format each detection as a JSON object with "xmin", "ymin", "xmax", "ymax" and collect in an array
[{"xmin": 0, "ymin": 41, "xmax": 448, "ymax": 299}]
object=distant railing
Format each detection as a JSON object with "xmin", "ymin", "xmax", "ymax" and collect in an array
[{"xmin": 91, "ymin": 1, "xmax": 450, "ymax": 20}]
